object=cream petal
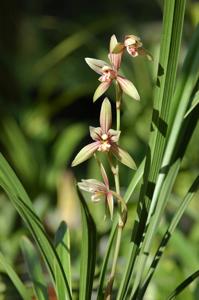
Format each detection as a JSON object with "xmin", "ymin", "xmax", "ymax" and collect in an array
[
  {"xmin": 93, "ymin": 82, "xmax": 111, "ymax": 102},
  {"xmin": 117, "ymin": 76, "xmax": 140, "ymax": 101},
  {"xmin": 78, "ymin": 179, "xmax": 106, "ymax": 193},
  {"xmin": 108, "ymin": 129, "xmax": 121, "ymax": 143},
  {"xmin": 100, "ymin": 98, "xmax": 112, "ymax": 132},
  {"xmin": 124, "ymin": 35, "xmax": 141, "ymax": 46},
  {"xmin": 85, "ymin": 57, "xmax": 110, "ymax": 75},
  {"xmin": 111, "ymin": 144, "xmax": 137, "ymax": 169},
  {"xmin": 108, "ymin": 52, "xmax": 122, "ymax": 71},
  {"xmin": 71, "ymin": 142, "xmax": 100, "ymax": 167},
  {"xmin": 109, "ymin": 35, "xmax": 118, "ymax": 52},
  {"xmin": 89, "ymin": 126, "xmax": 102, "ymax": 141}
]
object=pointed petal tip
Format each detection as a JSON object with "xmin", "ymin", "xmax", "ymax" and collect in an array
[
  {"xmin": 93, "ymin": 81, "xmax": 110, "ymax": 102},
  {"xmin": 71, "ymin": 160, "xmax": 76, "ymax": 167}
]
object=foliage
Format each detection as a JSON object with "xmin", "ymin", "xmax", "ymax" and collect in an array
[{"xmin": 0, "ymin": 0, "xmax": 199, "ymax": 299}]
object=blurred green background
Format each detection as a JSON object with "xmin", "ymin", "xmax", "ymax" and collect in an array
[{"xmin": 0, "ymin": 0, "xmax": 199, "ymax": 299}]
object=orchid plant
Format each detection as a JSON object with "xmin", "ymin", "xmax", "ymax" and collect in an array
[
  {"xmin": 72, "ymin": 33, "xmax": 151, "ymax": 298},
  {"xmin": 0, "ymin": 2, "xmax": 198, "ymax": 299}
]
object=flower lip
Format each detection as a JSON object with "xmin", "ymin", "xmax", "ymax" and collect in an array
[
  {"xmin": 99, "ymin": 67, "xmax": 117, "ymax": 83},
  {"xmin": 124, "ymin": 35, "xmax": 142, "ymax": 47}
]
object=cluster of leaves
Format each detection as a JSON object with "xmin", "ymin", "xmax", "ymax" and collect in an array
[{"xmin": 0, "ymin": 0, "xmax": 199, "ymax": 299}]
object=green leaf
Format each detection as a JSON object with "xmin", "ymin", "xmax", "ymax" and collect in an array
[
  {"xmin": 0, "ymin": 153, "xmax": 72, "ymax": 300},
  {"xmin": 118, "ymin": 159, "xmax": 181, "ymax": 300},
  {"xmin": 78, "ymin": 190, "xmax": 97, "ymax": 300},
  {"xmin": 138, "ymin": 175, "xmax": 199, "ymax": 299},
  {"xmin": 54, "ymin": 221, "xmax": 72, "ymax": 295},
  {"xmin": 0, "ymin": 251, "xmax": 30, "ymax": 300},
  {"xmin": 167, "ymin": 269, "xmax": 199, "ymax": 300},
  {"xmin": 96, "ymin": 219, "xmax": 117, "ymax": 300},
  {"xmin": 21, "ymin": 237, "xmax": 48, "ymax": 300},
  {"xmin": 184, "ymin": 90, "xmax": 199, "ymax": 118},
  {"xmin": 123, "ymin": 159, "xmax": 145, "ymax": 203}
]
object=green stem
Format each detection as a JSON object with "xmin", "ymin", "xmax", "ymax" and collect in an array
[
  {"xmin": 104, "ymin": 82, "xmax": 124, "ymax": 299},
  {"xmin": 116, "ymin": 82, "xmax": 122, "ymax": 131}
]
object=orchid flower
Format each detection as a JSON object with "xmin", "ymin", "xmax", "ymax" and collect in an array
[
  {"xmin": 85, "ymin": 35, "xmax": 140, "ymax": 102},
  {"xmin": 71, "ymin": 98, "xmax": 136, "ymax": 169},
  {"xmin": 78, "ymin": 163, "xmax": 114, "ymax": 218},
  {"xmin": 112, "ymin": 34, "xmax": 153, "ymax": 61}
]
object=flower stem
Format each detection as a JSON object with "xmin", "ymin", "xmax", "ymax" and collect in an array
[
  {"xmin": 115, "ymin": 82, "xmax": 122, "ymax": 132},
  {"xmin": 104, "ymin": 83, "xmax": 125, "ymax": 299}
]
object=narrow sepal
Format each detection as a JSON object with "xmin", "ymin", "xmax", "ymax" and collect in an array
[
  {"xmin": 85, "ymin": 57, "xmax": 109, "ymax": 75},
  {"xmin": 100, "ymin": 98, "xmax": 112, "ymax": 132},
  {"xmin": 111, "ymin": 144, "xmax": 137, "ymax": 169},
  {"xmin": 109, "ymin": 35, "xmax": 123, "ymax": 70},
  {"xmin": 117, "ymin": 76, "xmax": 140, "ymax": 101},
  {"xmin": 99, "ymin": 162, "xmax": 109, "ymax": 189},
  {"xmin": 109, "ymin": 35, "xmax": 118, "ymax": 52},
  {"xmin": 93, "ymin": 82, "xmax": 111, "ymax": 102},
  {"xmin": 71, "ymin": 142, "xmax": 99, "ymax": 167}
]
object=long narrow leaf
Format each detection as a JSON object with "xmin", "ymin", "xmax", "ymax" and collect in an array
[
  {"xmin": 0, "ymin": 251, "xmax": 30, "ymax": 300},
  {"xmin": 21, "ymin": 237, "xmax": 48, "ymax": 300},
  {"xmin": 78, "ymin": 190, "xmax": 97, "ymax": 300},
  {"xmin": 139, "ymin": 175, "xmax": 199, "ymax": 299},
  {"xmin": 167, "ymin": 269, "xmax": 199, "ymax": 300},
  {"xmin": 0, "ymin": 153, "xmax": 72, "ymax": 300},
  {"xmin": 54, "ymin": 221, "xmax": 72, "ymax": 295},
  {"xmin": 130, "ymin": 159, "xmax": 181, "ymax": 298},
  {"xmin": 96, "ymin": 219, "xmax": 117, "ymax": 300}
]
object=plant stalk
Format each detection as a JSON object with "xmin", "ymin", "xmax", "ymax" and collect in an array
[{"xmin": 104, "ymin": 82, "xmax": 125, "ymax": 299}]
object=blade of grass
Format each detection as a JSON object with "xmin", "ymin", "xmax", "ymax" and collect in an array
[
  {"xmin": 120, "ymin": 159, "xmax": 181, "ymax": 300},
  {"xmin": 123, "ymin": 159, "xmax": 145, "ymax": 203},
  {"xmin": 78, "ymin": 190, "xmax": 97, "ymax": 300},
  {"xmin": 130, "ymin": 159, "xmax": 181, "ymax": 298},
  {"xmin": 21, "ymin": 237, "xmax": 48, "ymax": 300},
  {"xmin": 138, "ymin": 175, "xmax": 199, "ymax": 299},
  {"xmin": 119, "ymin": 4, "xmax": 187, "ymax": 297},
  {"xmin": 167, "ymin": 269, "xmax": 199, "ymax": 300},
  {"xmin": 0, "ymin": 153, "xmax": 72, "ymax": 300},
  {"xmin": 54, "ymin": 221, "xmax": 72, "ymax": 295},
  {"xmin": 121, "ymin": 14, "xmax": 199, "ymax": 300},
  {"xmin": 184, "ymin": 90, "xmax": 199, "ymax": 118},
  {"xmin": 96, "ymin": 219, "xmax": 117, "ymax": 300},
  {"xmin": 133, "ymin": 27, "xmax": 199, "ymax": 295},
  {"xmin": 0, "ymin": 251, "xmax": 30, "ymax": 300},
  {"xmin": 148, "ymin": 0, "xmax": 186, "ymax": 181}
]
